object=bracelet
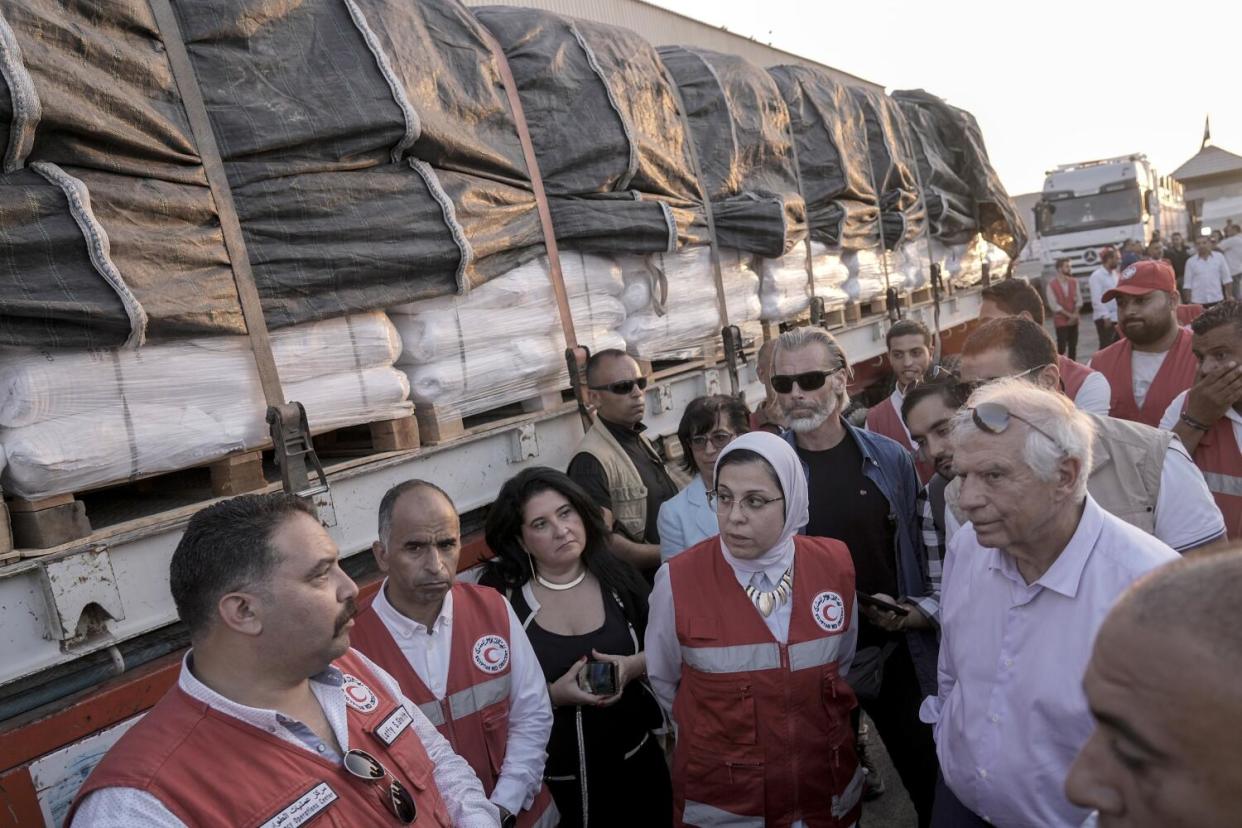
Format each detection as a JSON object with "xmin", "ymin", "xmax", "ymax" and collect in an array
[{"xmin": 1180, "ymin": 412, "xmax": 1211, "ymax": 432}]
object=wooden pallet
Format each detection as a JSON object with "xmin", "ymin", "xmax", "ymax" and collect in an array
[
  {"xmin": 414, "ymin": 387, "xmax": 568, "ymax": 446},
  {"xmin": 908, "ymin": 286, "xmax": 933, "ymax": 306},
  {"xmin": 1, "ymin": 413, "xmax": 421, "ymax": 554},
  {"xmin": 844, "ymin": 294, "xmax": 888, "ymax": 323}
]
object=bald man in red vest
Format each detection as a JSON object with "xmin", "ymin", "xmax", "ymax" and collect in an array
[
  {"xmin": 351, "ymin": 480, "xmax": 557, "ymax": 828},
  {"xmin": 68, "ymin": 493, "xmax": 497, "ymax": 828},
  {"xmin": 978, "ymin": 278, "xmax": 1111, "ymax": 415},
  {"xmin": 1090, "ymin": 260, "xmax": 1197, "ymax": 427}
]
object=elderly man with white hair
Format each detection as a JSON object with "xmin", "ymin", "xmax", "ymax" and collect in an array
[{"xmin": 920, "ymin": 379, "xmax": 1178, "ymax": 828}]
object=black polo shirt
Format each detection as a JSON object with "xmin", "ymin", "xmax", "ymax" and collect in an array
[{"xmin": 567, "ymin": 418, "xmax": 679, "ymax": 544}]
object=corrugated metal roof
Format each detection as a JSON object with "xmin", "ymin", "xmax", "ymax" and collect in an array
[
  {"xmin": 461, "ymin": 0, "xmax": 884, "ymax": 90},
  {"xmin": 1171, "ymin": 145, "xmax": 1242, "ymax": 181}
]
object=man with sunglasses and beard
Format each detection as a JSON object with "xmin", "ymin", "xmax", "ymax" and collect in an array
[
  {"xmin": 1089, "ymin": 260, "xmax": 1198, "ymax": 427},
  {"xmin": 772, "ymin": 326, "xmax": 940, "ymax": 827},
  {"xmin": 920, "ymin": 379, "xmax": 1178, "ymax": 827},
  {"xmin": 568, "ymin": 349, "xmax": 681, "ymax": 572},
  {"xmin": 68, "ymin": 493, "xmax": 497, "ymax": 827},
  {"xmin": 950, "ymin": 317, "xmax": 1225, "ymax": 553}
]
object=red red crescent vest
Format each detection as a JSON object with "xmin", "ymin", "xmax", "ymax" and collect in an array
[
  {"xmin": 1180, "ymin": 397, "xmax": 1242, "ymax": 539},
  {"xmin": 1058, "ymin": 354, "xmax": 1094, "ymax": 402},
  {"xmin": 1050, "ymin": 277, "xmax": 1078, "ymax": 327},
  {"xmin": 66, "ymin": 649, "xmax": 452, "ymax": 827},
  {"xmin": 1090, "ymin": 326, "xmax": 1197, "ymax": 427},
  {"xmin": 351, "ymin": 582, "xmax": 556, "ymax": 828},
  {"xmin": 1176, "ymin": 304, "xmax": 1205, "ymax": 327},
  {"xmin": 866, "ymin": 395, "xmax": 934, "ymax": 484},
  {"xmin": 668, "ymin": 535, "xmax": 863, "ymax": 828}
]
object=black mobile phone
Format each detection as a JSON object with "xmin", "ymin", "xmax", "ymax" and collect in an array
[
  {"xmin": 577, "ymin": 660, "xmax": 619, "ymax": 695},
  {"xmin": 856, "ymin": 591, "xmax": 910, "ymax": 616}
]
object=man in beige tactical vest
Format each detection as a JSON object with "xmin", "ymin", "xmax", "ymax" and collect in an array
[
  {"xmin": 567, "ymin": 349, "xmax": 680, "ymax": 571},
  {"xmin": 947, "ymin": 317, "xmax": 1224, "ymax": 553}
]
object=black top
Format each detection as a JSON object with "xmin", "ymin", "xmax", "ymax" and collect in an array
[
  {"xmin": 509, "ymin": 584, "xmax": 662, "ymax": 778},
  {"xmin": 797, "ymin": 430, "xmax": 899, "ymax": 648},
  {"xmin": 567, "ymin": 418, "xmax": 679, "ymax": 544}
]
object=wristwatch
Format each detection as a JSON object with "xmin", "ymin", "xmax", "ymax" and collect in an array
[{"xmin": 498, "ymin": 806, "xmax": 517, "ymax": 828}]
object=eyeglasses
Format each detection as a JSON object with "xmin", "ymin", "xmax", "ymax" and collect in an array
[
  {"xmin": 955, "ymin": 363, "xmax": 1050, "ymax": 397},
  {"xmin": 588, "ymin": 377, "xmax": 648, "ymax": 395},
  {"xmin": 970, "ymin": 402, "xmax": 1062, "ymax": 450},
  {"xmin": 770, "ymin": 367, "xmax": 842, "ymax": 394},
  {"xmin": 706, "ymin": 490, "xmax": 785, "ymax": 515},
  {"xmin": 689, "ymin": 431, "xmax": 736, "ymax": 450},
  {"xmin": 343, "ymin": 748, "xmax": 417, "ymax": 824}
]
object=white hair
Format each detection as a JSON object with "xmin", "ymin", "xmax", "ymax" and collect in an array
[
  {"xmin": 774, "ymin": 326, "xmax": 853, "ymax": 418},
  {"xmin": 950, "ymin": 377, "xmax": 1095, "ymax": 499}
]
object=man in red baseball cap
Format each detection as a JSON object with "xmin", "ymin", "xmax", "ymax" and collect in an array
[{"xmin": 1089, "ymin": 260, "xmax": 1198, "ymax": 426}]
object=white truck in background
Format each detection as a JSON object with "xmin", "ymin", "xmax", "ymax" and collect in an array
[{"xmin": 1034, "ymin": 154, "xmax": 1188, "ymax": 304}]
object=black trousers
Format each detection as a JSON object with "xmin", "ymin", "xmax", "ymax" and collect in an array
[
  {"xmin": 1094, "ymin": 318, "xmax": 1117, "ymax": 349},
  {"xmin": 930, "ymin": 776, "xmax": 991, "ymax": 827},
  {"xmin": 1054, "ymin": 323, "xmax": 1078, "ymax": 361},
  {"xmin": 857, "ymin": 641, "xmax": 939, "ymax": 828}
]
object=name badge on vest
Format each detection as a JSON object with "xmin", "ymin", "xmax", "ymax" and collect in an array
[
  {"xmin": 812, "ymin": 591, "xmax": 846, "ymax": 633},
  {"xmin": 375, "ymin": 705, "xmax": 414, "ymax": 746},
  {"xmin": 472, "ymin": 635, "xmax": 510, "ymax": 674},
  {"xmin": 342, "ymin": 674, "xmax": 379, "ymax": 713},
  {"xmin": 259, "ymin": 782, "xmax": 337, "ymax": 828}
]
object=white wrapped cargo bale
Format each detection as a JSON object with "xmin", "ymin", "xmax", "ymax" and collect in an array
[
  {"xmin": 930, "ymin": 235, "xmax": 1012, "ymax": 288},
  {"xmin": 0, "ymin": 313, "xmax": 411, "ymax": 499},
  {"xmin": 616, "ymin": 247, "xmax": 761, "ymax": 360},
  {"xmin": 758, "ymin": 242, "xmax": 850, "ymax": 321},
  {"xmin": 390, "ymin": 252, "xmax": 627, "ymax": 418}
]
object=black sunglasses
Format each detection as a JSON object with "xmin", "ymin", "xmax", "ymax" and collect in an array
[
  {"xmin": 770, "ymin": 367, "xmax": 842, "ymax": 394},
  {"xmin": 343, "ymin": 748, "xmax": 417, "ymax": 824},
  {"xmin": 970, "ymin": 402, "xmax": 1062, "ymax": 449},
  {"xmin": 589, "ymin": 376, "xmax": 648, "ymax": 395}
]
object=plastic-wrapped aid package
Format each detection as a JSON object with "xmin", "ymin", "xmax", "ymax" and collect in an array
[
  {"xmin": 930, "ymin": 235, "xmax": 1012, "ymax": 288},
  {"xmin": 842, "ymin": 249, "xmax": 889, "ymax": 303},
  {"xmin": 758, "ymin": 242, "xmax": 850, "ymax": 321},
  {"xmin": 616, "ymin": 247, "xmax": 761, "ymax": 360},
  {"xmin": 390, "ymin": 252, "xmax": 627, "ymax": 417},
  {"xmin": 0, "ymin": 313, "xmax": 412, "ymax": 499},
  {"xmin": 886, "ymin": 239, "xmax": 932, "ymax": 290}
]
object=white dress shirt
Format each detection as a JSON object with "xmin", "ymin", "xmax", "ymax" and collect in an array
[
  {"xmin": 72, "ymin": 649, "xmax": 499, "ymax": 828},
  {"xmin": 370, "ymin": 583, "xmax": 552, "ymax": 815},
  {"xmin": 1070, "ymin": 371, "xmax": 1111, "ymax": 416},
  {"xmin": 1218, "ymin": 234, "xmax": 1242, "ymax": 276},
  {"xmin": 1185, "ymin": 250, "xmax": 1232, "ymax": 303},
  {"xmin": 1087, "ymin": 266, "xmax": 1117, "ymax": 321},
  {"xmin": 920, "ymin": 497, "xmax": 1177, "ymax": 827},
  {"xmin": 941, "ymin": 434, "xmax": 1224, "ymax": 553}
]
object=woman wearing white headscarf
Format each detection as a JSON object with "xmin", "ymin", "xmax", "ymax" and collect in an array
[{"xmin": 646, "ymin": 432, "xmax": 862, "ymax": 828}]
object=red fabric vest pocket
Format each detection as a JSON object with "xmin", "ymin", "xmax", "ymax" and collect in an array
[
  {"xmin": 683, "ymin": 750, "xmax": 765, "ymax": 822},
  {"xmin": 481, "ymin": 707, "xmax": 509, "ymax": 777},
  {"xmin": 686, "ymin": 674, "xmax": 759, "ymax": 746}
]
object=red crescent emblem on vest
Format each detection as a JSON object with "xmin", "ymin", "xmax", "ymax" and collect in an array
[
  {"xmin": 811, "ymin": 592, "xmax": 846, "ymax": 633},
  {"xmin": 472, "ymin": 635, "xmax": 510, "ymax": 674},
  {"xmin": 341, "ymin": 674, "xmax": 379, "ymax": 713}
]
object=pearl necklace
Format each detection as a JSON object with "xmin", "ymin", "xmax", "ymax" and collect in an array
[{"xmin": 534, "ymin": 568, "xmax": 588, "ymax": 591}]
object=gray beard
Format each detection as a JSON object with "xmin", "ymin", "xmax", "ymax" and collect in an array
[{"xmin": 787, "ymin": 410, "xmax": 831, "ymax": 432}]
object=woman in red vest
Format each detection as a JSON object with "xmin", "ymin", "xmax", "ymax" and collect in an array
[
  {"xmin": 482, "ymin": 468, "xmax": 672, "ymax": 827},
  {"xmin": 646, "ymin": 431, "xmax": 863, "ymax": 827}
]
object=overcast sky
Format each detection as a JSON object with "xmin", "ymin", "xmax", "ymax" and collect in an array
[{"xmin": 653, "ymin": 0, "xmax": 1238, "ymax": 196}]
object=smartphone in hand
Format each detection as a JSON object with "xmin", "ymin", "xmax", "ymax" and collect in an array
[
  {"xmin": 856, "ymin": 591, "xmax": 910, "ymax": 616},
  {"xmin": 577, "ymin": 660, "xmax": 619, "ymax": 695}
]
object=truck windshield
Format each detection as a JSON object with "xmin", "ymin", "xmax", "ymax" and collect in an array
[{"xmin": 1036, "ymin": 189, "xmax": 1141, "ymax": 236}]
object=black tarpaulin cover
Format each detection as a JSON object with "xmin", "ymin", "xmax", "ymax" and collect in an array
[
  {"xmin": 767, "ymin": 65, "xmax": 879, "ymax": 251},
  {"xmin": 656, "ymin": 46, "xmax": 804, "ymax": 258},
  {"xmin": 892, "ymin": 89, "xmax": 1027, "ymax": 259},
  {"xmin": 849, "ymin": 87, "xmax": 927, "ymax": 251},
  {"xmin": 473, "ymin": 5, "xmax": 709, "ymax": 254},
  {"xmin": 0, "ymin": 0, "xmax": 543, "ymax": 350}
]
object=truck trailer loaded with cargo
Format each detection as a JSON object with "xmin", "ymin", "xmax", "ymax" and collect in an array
[{"xmin": 0, "ymin": 1, "xmax": 1023, "ymax": 823}]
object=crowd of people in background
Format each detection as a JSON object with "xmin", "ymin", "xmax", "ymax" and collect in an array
[{"xmin": 64, "ymin": 271, "xmax": 1242, "ymax": 827}]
